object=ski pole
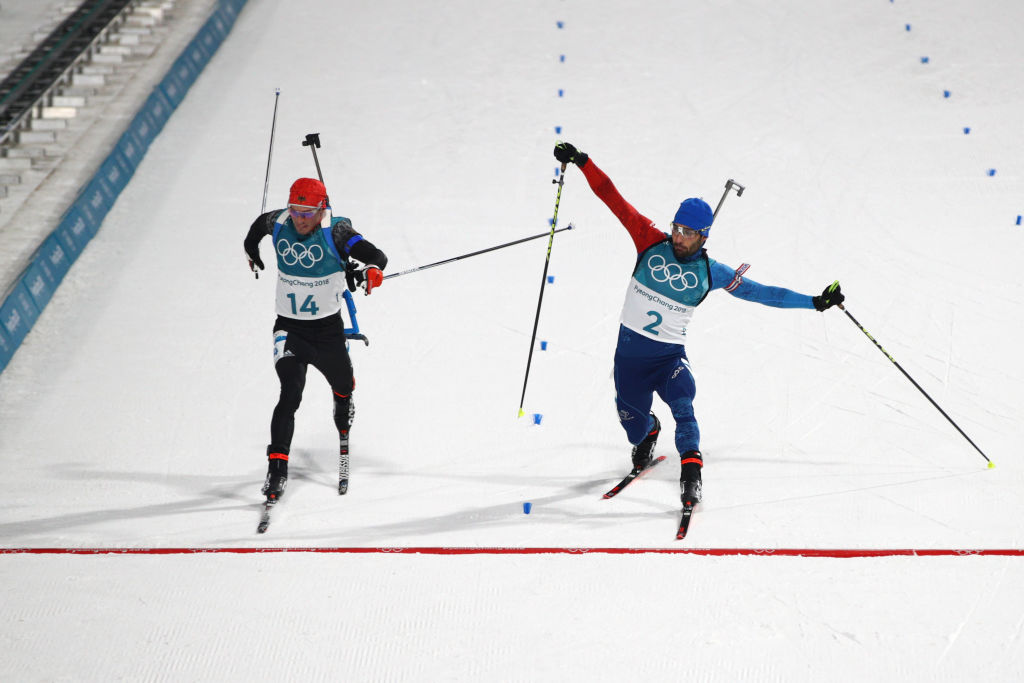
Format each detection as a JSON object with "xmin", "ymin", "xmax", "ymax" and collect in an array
[
  {"xmin": 255, "ymin": 88, "xmax": 281, "ymax": 279},
  {"xmin": 712, "ymin": 178, "xmax": 744, "ymax": 222},
  {"xmin": 839, "ymin": 304, "xmax": 993, "ymax": 467},
  {"xmin": 517, "ymin": 163, "xmax": 569, "ymax": 418},
  {"xmin": 261, "ymin": 89, "xmax": 281, "ymax": 213},
  {"xmin": 382, "ymin": 224, "xmax": 575, "ymax": 281}
]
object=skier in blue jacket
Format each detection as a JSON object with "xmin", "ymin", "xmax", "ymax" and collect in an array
[{"xmin": 554, "ymin": 142, "xmax": 844, "ymax": 507}]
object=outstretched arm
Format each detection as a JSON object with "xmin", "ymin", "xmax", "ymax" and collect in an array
[
  {"xmin": 554, "ymin": 142, "xmax": 664, "ymax": 253},
  {"xmin": 709, "ymin": 261, "xmax": 844, "ymax": 311},
  {"xmin": 728, "ymin": 277, "xmax": 815, "ymax": 309}
]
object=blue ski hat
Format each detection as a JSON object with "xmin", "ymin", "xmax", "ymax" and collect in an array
[{"xmin": 673, "ymin": 198, "xmax": 714, "ymax": 236}]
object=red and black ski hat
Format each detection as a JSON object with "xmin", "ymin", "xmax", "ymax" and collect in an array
[{"xmin": 289, "ymin": 177, "xmax": 328, "ymax": 208}]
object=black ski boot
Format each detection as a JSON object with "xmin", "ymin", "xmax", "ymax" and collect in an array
[
  {"xmin": 680, "ymin": 450, "xmax": 703, "ymax": 505},
  {"xmin": 261, "ymin": 447, "xmax": 289, "ymax": 503},
  {"xmin": 630, "ymin": 413, "xmax": 661, "ymax": 470}
]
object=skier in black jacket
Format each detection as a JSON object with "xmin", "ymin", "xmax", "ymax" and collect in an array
[{"xmin": 243, "ymin": 177, "xmax": 387, "ymax": 503}]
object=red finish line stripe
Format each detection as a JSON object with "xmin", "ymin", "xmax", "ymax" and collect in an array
[{"xmin": 2, "ymin": 547, "xmax": 1024, "ymax": 557}]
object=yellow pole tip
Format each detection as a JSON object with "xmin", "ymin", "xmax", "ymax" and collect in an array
[
  {"xmin": 517, "ymin": 409, "xmax": 525, "ymax": 418},
  {"xmin": 987, "ymin": 461, "xmax": 996, "ymax": 469}
]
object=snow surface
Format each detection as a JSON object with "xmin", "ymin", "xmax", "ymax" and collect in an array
[{"xmin": 2, "ymin": 0, "xmax": 1024, "ymax": 680}]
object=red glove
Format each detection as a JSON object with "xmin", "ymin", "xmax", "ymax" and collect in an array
[{"xmin": 363, "ymin": 267, "xmax": 383, "ymax": 295}]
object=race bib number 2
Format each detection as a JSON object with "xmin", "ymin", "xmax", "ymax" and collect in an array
[{"xmin": 643, "ymin": 310, "xmax": 663, "ymax": 335}]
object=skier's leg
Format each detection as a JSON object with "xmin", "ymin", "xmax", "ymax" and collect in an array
[
  {"xmin": 658, "ymin": 354, "xmax": 700, "ymax": 455},
  {"xmin": 309, "ymin": 327, "xmax": 355, "ymax": 439},
  {"xmin": 658, "ymin": 354, "xmax": 703, "ymax": 503},
  {"xmin": 308, "ymin": 327, "xmax": 357, "ymax": 494},
  {"xmin": 264, "ymin": 330, "xmax": 310, "ymax": 499},
  {"xmin": 613, "ymin": 357, "xmax": 657, "ymax": 446},
  {"xmin": 271, "ymin": 354, "xmax": 308, "ymax": 449}
]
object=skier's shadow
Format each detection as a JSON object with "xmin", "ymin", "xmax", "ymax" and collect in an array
[
  {"xmin": 0, "ymin": 464, "xmax": 256, "ymax": 540},
  {"xmin": 279, "ymin": 472, "xmax": 679, "ymax": 545}
]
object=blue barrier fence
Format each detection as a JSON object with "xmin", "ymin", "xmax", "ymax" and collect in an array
[{"xmin": 0, "ymin": 0, "xmax": 249, "ymax": 374}]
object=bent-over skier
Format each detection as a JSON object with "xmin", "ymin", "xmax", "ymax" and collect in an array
[{"xmin": 243, "ymin": 177, "xmax": 388, "ymax": 504}]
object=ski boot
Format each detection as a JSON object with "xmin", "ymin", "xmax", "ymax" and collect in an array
[
  {"xmin": 261, "ymin": 447, "xmax": 289, "ymax": 503},
  {"xmin": 680, "ymin": 450, "xmax": 703, "ymax": 505},
  {"xmin": 630, "ymin": 413, "xmax": 661, "ymax": 471}
]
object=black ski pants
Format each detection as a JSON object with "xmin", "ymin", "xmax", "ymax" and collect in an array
[{"xmin": 269, "ymin": 317, "xmax": 353, "ymax": 452}]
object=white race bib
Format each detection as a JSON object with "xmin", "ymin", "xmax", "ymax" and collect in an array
[
  {"xmin": 275, "ymin": 272, "xmax": 346, "ymax": 319},
  {"xmin": 619, "ymin": 278, "xmax": 695, "ymax": 344}
]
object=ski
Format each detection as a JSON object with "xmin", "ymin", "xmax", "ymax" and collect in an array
[
  {"xmin": 338, "ymin": 450, "xmax": 349, "ymax": 495},
  {"xmin": 602, "ymin": 455, "xmax": 667, "ymax": 499},
  {"xmin": 676, "ymin": 502, "xmax": 696, "ymax": 539},
  {"xmin": 338, "ymin": 434, "xmax": 350, "ymax": 495},
  {"xmin": 257, "ymin": 501, "xmax": 275, "ymax": 534},
  {"xmin": 338, "ymin": 400, "xmax": 353, "ymax": 495}
]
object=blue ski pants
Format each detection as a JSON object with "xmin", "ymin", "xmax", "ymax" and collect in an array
[{"xmin": 613, "ymin": 326, "xmax": 699, "ymax": 455}]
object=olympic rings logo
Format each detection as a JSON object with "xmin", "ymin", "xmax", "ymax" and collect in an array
[
  {"xmin": 276, "ymin": 238, "xmax": 324, "ymax": 268},
  {"xmin": 647, "ymin": 254, "xmax": 699, "ymax": 291}
]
